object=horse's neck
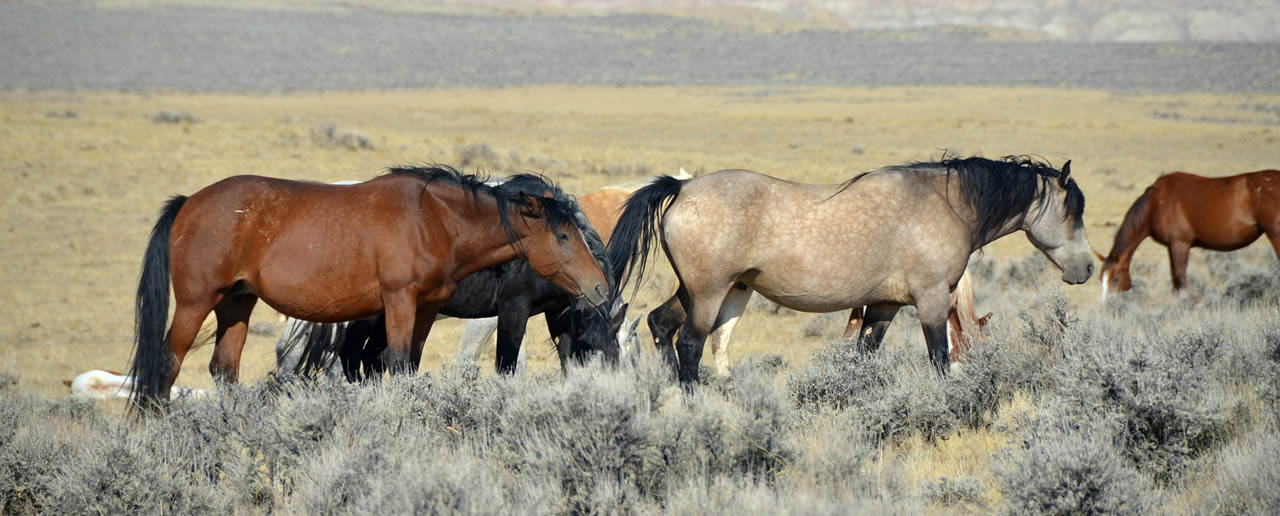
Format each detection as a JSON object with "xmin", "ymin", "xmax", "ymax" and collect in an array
[
  {"xmin": 427, "ymin": 186, "xmax": 529, "ymax": 281},
  {"xmin": 1106, "ymin": 188, "xmax": 1153, "ymax": 267}
]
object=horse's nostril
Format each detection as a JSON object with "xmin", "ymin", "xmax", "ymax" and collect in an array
[
  {"xmin": 1087, "ymin": 263, "xmax": 1095, "ymax": 275},
  {"xmin": 595, "ymin": 284, "xmax": 606, "ymax": 299}
]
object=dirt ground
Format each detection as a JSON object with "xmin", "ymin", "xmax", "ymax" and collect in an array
[{"xmin": 2, "ymin": 86, "xmax": 1277, "ymax": 398}]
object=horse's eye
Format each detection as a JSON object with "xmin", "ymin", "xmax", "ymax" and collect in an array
[{"xmin": 557, "ymin": 233, "xmax": 570, "ymax": 242}]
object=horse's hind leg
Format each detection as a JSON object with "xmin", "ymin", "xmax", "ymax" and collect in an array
[
  {"xmin": 647, "ymin": 292, "xmax": 686, "ymax": 376},
  {"xmin": 857, "ymin": 304, "xmax": 900, "ymax": 353},
  {"xmin": 706, "ymin": 285, "xmax": 752, "ymax": 376},
  {"xmin": 162, "ymin": 301, "xmax": 216, "ymax": 400},
  {"xmin": 674, "ymin": 285, "xmax": 735, "ymax": 387},
  {"xmin": 211, "ymin": 293, "xmax": 258, "ymax": 384}
]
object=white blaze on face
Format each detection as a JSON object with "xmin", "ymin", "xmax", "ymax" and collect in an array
[{"xmin": 1100, "ymin": 270, "xmax": 1111, "ymax": 304}]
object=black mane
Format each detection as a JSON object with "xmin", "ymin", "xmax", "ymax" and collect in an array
[
  {"xmin": 496, "ymin": 173, "xmax": 611, "ymax": 278},
  {"xmin": 842, "ymin": 154, "xmax": 1083, "ymax": 249},
  {"xmin": 387, "ymin": 165, "xmax": 586, "ymax": 252}
]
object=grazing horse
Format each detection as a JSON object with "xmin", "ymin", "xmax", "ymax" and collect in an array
[
  {"xmin": 608, "ymin": 156, "xmax": 1092, "ymax": 385},
  {"xmin": 127, "ymin": 166, "xmax": 609, "ymax": 409},
  {"xmin": 278, "ymin": 175, "xmax": 627, "ymax": 379},
  {"xmin": 436, "ymin": 172, "xmax": 693, "ymax": 371},
  {"xmin": 1098, "ymin": 170, "xmax": 1280, "ymax": 303}
]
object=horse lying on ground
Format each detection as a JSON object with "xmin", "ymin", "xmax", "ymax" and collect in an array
[
  {"xmin": 609, "ymin": 155, "xmax": 1092, "ymax": 385},
  {"xmin": 66, "ymin": 370, "xmax": 203, "ymax": 400},
  {"xmin": 1098, "ymin": 169, "xmax": 1280, "ymax": 303},
  {"xmin": 127, "ymin": 165, "xmax": 608, "ymax": 410},
  {"xmin": 277, "ymin": 174, "xmax": 630, "ymax": 380}
]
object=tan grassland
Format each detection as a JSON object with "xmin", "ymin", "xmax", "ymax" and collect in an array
[{"xmin": 2, "ymin": 85, "xmax": 1278, "ymax": 401}]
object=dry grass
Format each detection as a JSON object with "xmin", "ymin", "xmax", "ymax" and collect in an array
[{"xmin": 2, "ymin": 85, "xmax": 1278, "ymax": 401}]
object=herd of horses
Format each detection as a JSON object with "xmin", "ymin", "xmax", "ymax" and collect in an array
[{"xmin": 116, "ymin": 158, "xmax": 1279, "ymax": 410}]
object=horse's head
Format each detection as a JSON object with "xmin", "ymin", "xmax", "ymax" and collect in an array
[
  {"xmin": 1023, "ymin": 160, "xmax": 1094, "ymax": 285},
  {"xmin": 501, "ymin": 175, "xmax": 610, "ymax": 308},
  {"xmin": 1096, "ymin": 249, "xmax": 1131, "ymax": 304}
]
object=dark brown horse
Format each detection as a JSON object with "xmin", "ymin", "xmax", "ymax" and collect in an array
[
  {"xmin": 1099, "ymin": 170, "xmax": 1280, "ymax": 302},
  {"xmin": 127, "ymin": 166, "xmax": 609, "ymax": 409}
]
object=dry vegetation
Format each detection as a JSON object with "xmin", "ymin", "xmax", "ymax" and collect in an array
[{"xmin": 1, "ymin": 85, "xmax": 1278, "ymax": 513}]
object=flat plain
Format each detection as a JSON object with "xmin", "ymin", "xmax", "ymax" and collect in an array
[{"xmin": 3, "ymin": 85, "xmax": 1277, "ymax": 396}]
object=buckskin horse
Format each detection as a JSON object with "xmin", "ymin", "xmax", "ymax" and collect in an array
[
  {"xmin": 608, "ymin": 155, "xmax": 1092, "ymax": 385},
  {"xmin": 1098, "ymin": 169, "xmax": 1280, "ymax": 303},
  {"xmin": 126, "ymin": 165, "xmax": 608, "ymax": 410}
]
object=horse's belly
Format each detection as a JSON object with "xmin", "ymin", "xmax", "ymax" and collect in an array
[
  {"xmin": 253, "ymin": 263, "xmax": 385, "ymax": 322},
  {"xmin": 749, "ymin": 278, "xmax": 893, "ymax": 314}
]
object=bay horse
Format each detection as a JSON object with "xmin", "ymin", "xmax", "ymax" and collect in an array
[
  {"xmin": 608, "ymin": 156, "xmax": 1092, "ymax": 385},
  {"xmin": 277, "ymin": 174, "xmax": 628, "ymax": 379},
  {"xmin": 1098, "ymin": 170, "xmax": 1280, "ymax": 303},
  {"xmin": 127, "ymin": 166, "xmax": 609, "ymax": 409}
]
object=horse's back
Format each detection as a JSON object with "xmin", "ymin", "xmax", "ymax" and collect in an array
[
  {"xmin": 580, "ymin": 187, "xmax": 631, "ymax": 243},
  {"xmin": 1150, "ymin": 171, "xmax": 1272, "ymax": 249},
  {"xmin": 663, "ymin": 168, "xmax": 964, "ymax": 311},
  {"xmin": 170, "ymin": 175, "xmax": 427, "ymax": 320}
]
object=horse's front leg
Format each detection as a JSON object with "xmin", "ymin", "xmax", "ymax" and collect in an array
[
  {"xmin": 495, "ymin": 299, "xmax": 532, "ymax": 375},
  {"xmin": 915, "ymin": 288, "xmax": 952, "ymax": 374},
  {"xmin": 1168, "ymin": 240, "xmax": 1191, "ymax": 293},
  {"xmin": 858, "ymin": 305, "xmax": 900, "ymax": 353},
  {"xmin": 381, "ymin": 289, "xmax": 424, "ymax": 375},
  {"xmin": 408, "ymin": 304, "xmax": 442, "ymax": 373}
]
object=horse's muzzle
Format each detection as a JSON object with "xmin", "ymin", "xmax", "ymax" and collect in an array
[
  {"xmin": 581, "ymin": 283, "xmax": 609, "ymax": 307},
  {"xmin": 1062, "ymin": 262, "xmax": 1093, "ymax": 285}
]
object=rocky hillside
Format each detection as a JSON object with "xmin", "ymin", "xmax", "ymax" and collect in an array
[{"xmin": 421, "ymin": 0, "xmax": 1280, "ymax": 41}]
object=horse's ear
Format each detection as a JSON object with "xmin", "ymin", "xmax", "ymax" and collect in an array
[
  {"xmin": 609, "ymin": 299, "xmax": 627, "ymax": 321},
  {"xmin": 517, "ymin": 195, "xmax": 543, "ymax": 218},
  {"xmin": 1058, "ymin": 160, "xmax": 1072, "ymax": 186}
]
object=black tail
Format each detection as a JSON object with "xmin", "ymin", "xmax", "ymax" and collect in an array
[
  {"xmin": 278, "ymin": 315, "xmax": 385, "ymax": 382},
  {"xmin": 605, "ymin": 176, "xmax": 685, "ymax": 296},
  {"xmin": 127, "ymin": 195, "xmax": 186, "ymax": 412},
  {"xmin": 275, "ymin": 318, "xmax": 346, "ymax": 378}
]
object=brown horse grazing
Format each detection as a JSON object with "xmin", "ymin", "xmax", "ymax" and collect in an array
[
  {"xmin": 127, "ymin": 166, "xmax": 609, "ymax": 410},
  {"xmin": 610, "ymin": 156, "xmax": 1093, "ymax": 386},
  {"xmin": 1098, "ymin": 170, "xmax": 1280, "ymax": 303}
]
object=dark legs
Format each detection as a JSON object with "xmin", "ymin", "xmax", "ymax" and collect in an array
[
  {"xmin": 210, "ymin": 293, "xmax": 258, "ymax": 384},
  {"xmin": 674, "ymin": 324, "xmax": 706, "ymax": 387},
  {"xmin": 922, "ymin": 321, "xmax": 951, "ymax": 374},
  {"xmin": 1168, "ymin": 241, "xmax": 1191, "ymax": 293},
  {"xmin": 857, "ymin": 305, "xmax": 901, "ymax": 353},
  {"xmin": 647, "ymin": 291, "xmax": 687, "ymax": 375},
  {"xmin": 495, "ymin": 301, "xmax": 532, "ymax": 375}
]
